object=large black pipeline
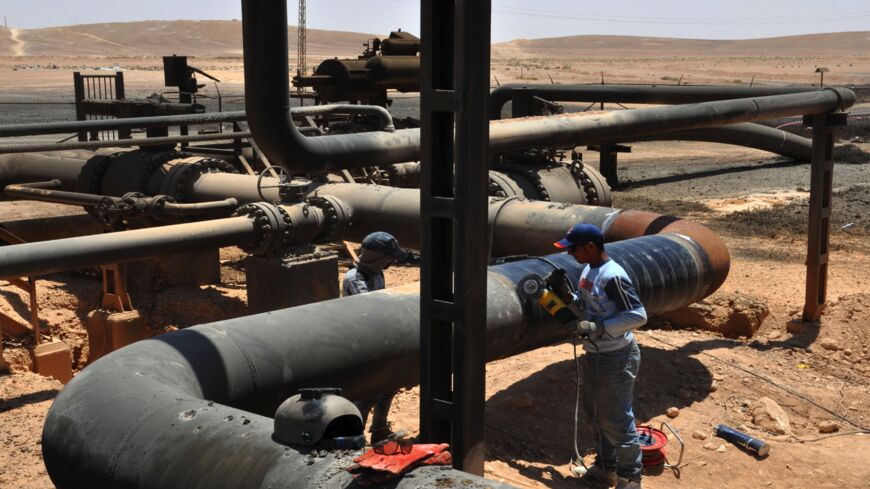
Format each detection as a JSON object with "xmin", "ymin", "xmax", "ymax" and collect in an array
[
  {"xmin": 488, "ymin": 83, "xmax": 823, "ymax": 120},
  {"xmin": 240, "ymin": 0, "xmax": 854, "ymax": 175},
  {"xmin": 43, "ymin": 232, "xmax": 712, "ymax": 489}
]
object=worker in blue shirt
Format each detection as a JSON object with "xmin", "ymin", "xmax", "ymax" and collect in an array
[
  {"xmin": 553, "ymin": 223, "xmax": 647, "ymax": 489},
  {"xmin": 342, "ymin": 231, "xmax": 409, "ymax": 444}
]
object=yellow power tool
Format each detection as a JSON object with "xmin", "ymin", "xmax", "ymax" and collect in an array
[{"xmin": 517, "ymin": 273, "xmax": 578, "ymax": 324}]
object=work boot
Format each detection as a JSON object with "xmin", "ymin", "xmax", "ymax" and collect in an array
[
  {"xmin": 369, "ymin": 423, "xmax": 395, "ymax": 445},
  {"xmin": 570, "ymin": 462, "xmax": 617, "ymax": 486},
  {"xmin": 615, "ymin": 476, "xmax": 642, "ymax": 489}
]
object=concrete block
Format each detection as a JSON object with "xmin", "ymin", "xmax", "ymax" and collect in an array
[
  {"xmin": 246, "ymin": 252, "xmax": 339, "ymax": 314},
  {"xmin": 85, "ymin": 309, "xmax": 151, "ymax": 363},
  {"xmin": 34, "ymin": 340, "xmax": 73, "ymax": 384}
]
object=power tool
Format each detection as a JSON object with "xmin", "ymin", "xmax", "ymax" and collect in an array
[{"xmin": 517, "ymin": 272, "xmax": 578, "ymax": 324}]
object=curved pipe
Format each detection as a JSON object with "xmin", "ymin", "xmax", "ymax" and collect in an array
[
  {"xmin": 632, "ymin": 123, "xmax": 812, "ymax": 161},
  {"xmin": 241, "ymin": 0, "xmax": 420, "ymax": 175},
  {"xmin": 487, "ymin": 88, "xmax": 854, "ymax": 152},
  {"xmin": 240, "ymin": 0, "xmax": 854, "ymax": 175},
  {"xmin": 44, "ymin": 228, "xmax": 716, "ymax": 489},
  {"xmin": 489, "ymin": 83, "xmax": 823, "ymax": 120}
]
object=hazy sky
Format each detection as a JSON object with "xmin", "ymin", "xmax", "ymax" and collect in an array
[{"xmin": 2, "ymin": 0, "xmax": 869, "ymax": 42}]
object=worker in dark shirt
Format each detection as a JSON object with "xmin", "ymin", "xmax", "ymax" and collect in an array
[{"xmin": 342, "ymin": 231, "xmax": 409, "ymax": 443}]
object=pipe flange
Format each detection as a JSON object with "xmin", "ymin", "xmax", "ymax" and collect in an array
[
  {"xmin": 501, "ymin": 163, "xmax": 551, "ymax": 201},
  {"xmin": 161, "ymin": 157, "xmax": 239, "ymax": 202},
  {"xmin": 93, "ymin": 196, "xmax": 120, "ymax": 228},
  {"xmin": 144, "ymin": 194, "xmax": 175, "ymax": 220},
  {"xmin": 488, "ymin": 170, "xmax": 524, "ymax": 198},
  {"xmin": 86, "ymin": 152, "xmax": 125, "ymax": 195},
  {"xmin": 137, "ymin": 151, "xmax": 187, "ymax": 194},
  {"xmin": 569, "ymin": 160, "xmax": 599, "ymax": 206},
  {"xmin": 305, "ymin": 195, "xmax": 350, "ymax": 243},
  {"xmin": 232, "ymin": 202, "xmax": 292, "ymax": 255}
]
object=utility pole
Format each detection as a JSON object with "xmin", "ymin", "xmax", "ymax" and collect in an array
[{"xmin": 297, "ymin": 0, "xmax": 306, "ymax": 96}]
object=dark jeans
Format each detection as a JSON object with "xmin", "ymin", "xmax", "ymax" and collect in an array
[
  {"xmin": 580, "ymin": 340, "xmax": 642, "ymax": 481},
  {"xmin": 355, "ymin": 391, "xmax": 397, "ymax": 432}
]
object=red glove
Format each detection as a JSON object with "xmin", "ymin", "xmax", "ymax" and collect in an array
[{"xmin": 352, "ymin": 443, "xmax": 451, "ymax": 475}]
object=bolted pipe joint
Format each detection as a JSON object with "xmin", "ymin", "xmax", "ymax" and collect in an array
[
  {"xmin": 232, "ymin": 202, "xmax": 294, "ymax": 255},
  {"xmin": 303, "ymin": 195, "xmax": 352, "ymax": 244}
]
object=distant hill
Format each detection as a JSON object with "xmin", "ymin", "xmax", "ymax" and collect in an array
[
  {"xmin": 492, "ymin": 32, "xmax": 870, "ymax": 58},
  {"xmin": 0, "ymin": 22, "xmax": 867, "ymax": 59},
  {"xmin": 0, "ymin": 21, "xmax": 375, "ymax": 57}
]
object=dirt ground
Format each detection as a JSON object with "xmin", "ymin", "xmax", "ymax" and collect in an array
[{"xmin": 2, "ymin": 62, "xmax": 870, "ymax": 487}]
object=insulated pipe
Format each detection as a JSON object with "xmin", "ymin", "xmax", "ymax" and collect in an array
[
  {"xmin": 488, "ymin": 83, "xmax": 823, "ymax": 120},
  {"xmin": 43, "ymin": 232, "xmax": 713, "ymax": 489}
]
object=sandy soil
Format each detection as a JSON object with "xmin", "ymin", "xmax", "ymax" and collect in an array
[
  {"xmin": 3, "ymin": 139, "xmax": 869, "ymax": 488},
  {"xmin": 1, "ymin": 47, "xmax": 870, "ymax": 488}
]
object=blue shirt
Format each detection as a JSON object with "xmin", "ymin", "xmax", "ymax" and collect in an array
[
  {"xmin": 341, "ymin": 267, "xmax": 385, "ymax": 296},
  {"xmin": 574, "ymin": 259, "xmax": 647, "ymax": 352}
]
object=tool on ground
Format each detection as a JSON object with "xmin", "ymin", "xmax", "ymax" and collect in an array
[
  {"xmin": 637, "ymin": 422, "xmax": 685, "ymax": 478},
  {"xmin": 715, "ymin": 423, "xmax": 770, "ymax": 457}
]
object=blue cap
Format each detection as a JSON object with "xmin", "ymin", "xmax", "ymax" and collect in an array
[
  {"xmin": 361, "ymin": 232, "xmax": 408, "ymax": 260},
  {"xmin": 554, "ymin": 223, "xmax": 604, "ymax": 249}
]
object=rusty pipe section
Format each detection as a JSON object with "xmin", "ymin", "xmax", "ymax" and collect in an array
[
  {"xmin": 489, "ymin": 83, "xmax": 824, "ymax": 120},
  {"xmin": 43, "ymin": 228, "xmax": 713, "ymax": 489},
  {"xmin": 311, "ymin": 183, "xmax": 729, "ymax": 291}
]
